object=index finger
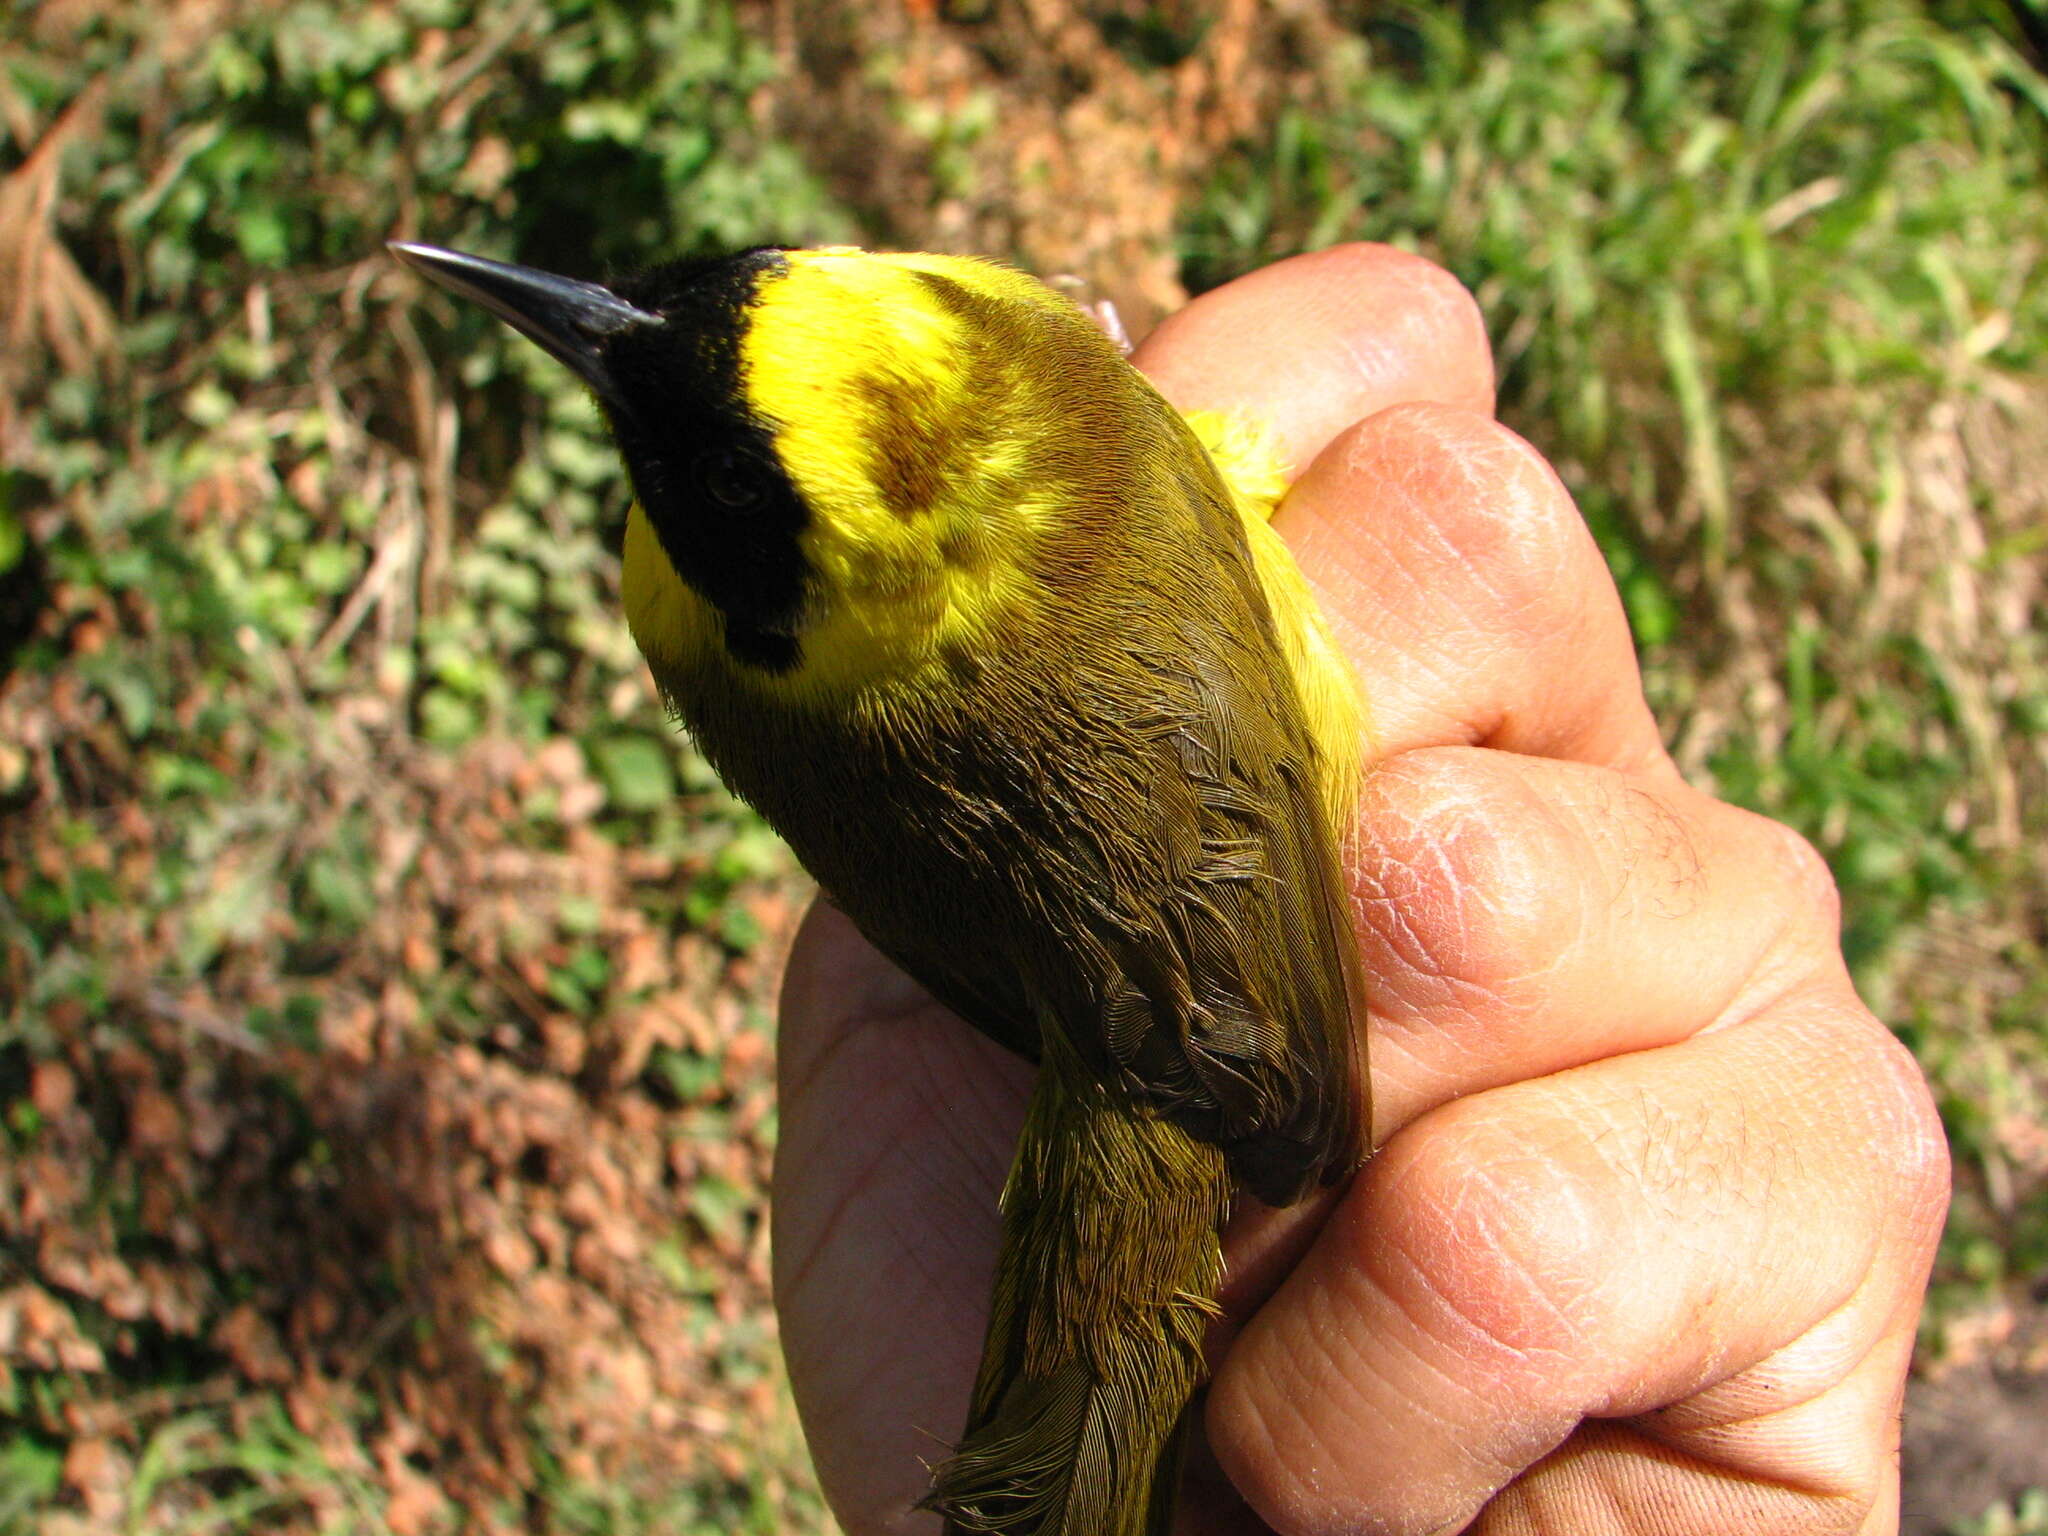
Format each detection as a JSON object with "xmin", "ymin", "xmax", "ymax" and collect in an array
[
  {"xmin": 1135, "ymin": 243, "xmax": 1497, "ymax": 469},
  {"xmin": 1141, "ymin": 243, "xmax": 1672, "ymax": 778}
]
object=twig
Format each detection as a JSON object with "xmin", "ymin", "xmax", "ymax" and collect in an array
[
  {"xmin": 306, "ymin": 501, "xmax": 422, "ymax": 671},
  {"xmin": 138, "ymin": 986, "xmax": 265, "ymax": 1054}
]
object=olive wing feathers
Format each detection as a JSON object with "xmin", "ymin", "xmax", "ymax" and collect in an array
[
  {"xmin": 1087, "ymin": 614, "xmax": 1364, "ymax": 1205},
  {"xmin": 838, "ymin": 510, "xmax": 1366, "ymax": 1206}
]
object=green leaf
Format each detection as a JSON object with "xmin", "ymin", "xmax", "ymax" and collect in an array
[
  {"xmin": 419, "ymin": 687, "xmax": 480, "ymax": 745},
  {"xmin": 78, "ymin": 655, "xmax": 157, "ymax": 739},
  {"xmin": 0, "ymin": 1432, "xmax": 64, "ymax": 1523},
  {"xmin": 589, "ymin": 733, "xmax": 675, "ymax": 812},
  {"xmin": 0, "ymin": 492, "xmax": 23, "ymax": 578},
  {"xmin": 651, "ymin": 1045, "xmax": 722, "ymax": 1104},
  {"xmin": 302, "ymin": 541, "xmax": 362, "ymax": 594}
]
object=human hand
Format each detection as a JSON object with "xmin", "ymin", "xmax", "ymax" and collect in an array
[{"xmin": 770, "ymin": 244, "xmax": 1950, "ymax": 1536}]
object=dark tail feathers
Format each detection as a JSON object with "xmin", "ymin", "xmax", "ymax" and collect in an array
[{"xmin": 924, "ymin": 1057, "xmax": 1230, "ymax": 1536}]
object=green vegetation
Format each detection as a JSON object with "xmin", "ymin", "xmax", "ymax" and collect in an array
[
  {"xmin": 3, "ymin": 0, "xmax": 2044, "ymax": 1530},
  {"xmin": 1954, "ymin": 1488, "xmax": 2048, "ymax": 1536},
  {"xmin": 3, "ymin": 0, "xmax": 841, "ymax": 1530}
]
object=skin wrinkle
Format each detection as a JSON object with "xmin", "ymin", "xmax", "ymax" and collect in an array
[
  {"xmin": 1333, "ymin": 1228, "xmax": 1533, "ymax": 1456},
  {"xmin": 1211, "ymin": 1325, "xmax": 1303, "ymax": 1525},
  {"xmin": 1588, "ymin": 1054, "xmax": 1868, "ymax": 1400},
  {"xmin": 1481, "ymin": 1423, "xmax": 1873, "ymax": 1536},
  {"xmin": 777, "ymin": 1097, "xmax": 955, "ymax": 1305},
  {"xmin": 1647, "ymin": 1299, "xmax": 1880, "ymax": 1436},
  {"xmin": 780, "ymin": 1081, "xmax": 1007, "ymax": 1534},
  {"xmin": 1682, "ymin": 848, "xmax": 1853, "ymax": 1048},
  {"xmin": 1355, "ymin": 816, "xmax": 1474, "ymax": 994},
  {"xmin": 1341, "ymin": 981, "xmax": 1526, "ymax": 1128},
  {"xmin": 1658, "ymin": 1424, "xmax": 1878, "ymax": 1522},
  {"xmin": 1703, "ymin": 1015, "xmax": 1892, "ymax": 1253},
  {"xmin": 1282, "ymin": 1281, "xmax": 1405, "ymax": 1505},
  {"xmin": 775, "ymin": 995, "xmax": 1022, "ymax": 1318},
  {"xmin": 1359, "ymin": 313, "xmax": 1900, "ymax": 1531},
  {"xmin": 1359, "ymin": 759, "xmax": 1579, "ymax": 1007},
  {"xmin": 1288, "ymin": 1189, "xmax": 1589, "ymax": 1535},
  {"xmin": 1386, "ymin": 500, "xmax": 1522, "ymax": 666},
  {"xmin": 1570, "ymin": 1098, "xmax": 1742, "ymax": 1396},
  {"xmin": 777, "ymin": 908, "xmax": 954, "ymax": 1094},
  {"xmin": 1291, "ymin": 408, "xmax": 1650, "ymax": 770},
  {"xmin": 1350, "ymin": 756, "xmax": 1811, "ymax": 1143},
  {"xmin": 777, "ymin": 989, "xmax": 957, "ymax": 1106},
  {"xmin": 1288, "ymin": 521, "xmax": 1480, "ymax": 749},
  {"xmin": 883, "ymin": 1176, "xmax": 995, "ymax": 1311},
  {"xmin": 791, "ymin": 1274, "xmax": 979, "ymax": 1529},
  {"xmin": 1455, "ymin": 786, "xmax": 1591, "ymax": 1002},
  {"xmin": 1365, "ymin": 408, "xmax": 1582, "ymax": 643},
  {"xmin": 1417, "ymin": 1036, "xmax": 1851, "ymax": 1433},
  {"xmin": 1613, "ymin": 1085, "xmax": 1752, "ymax": 1225},
  {"xmin": 1366, "ymin": 1125, "xmax": 1607, "ymax": 1378},
  {"xmin": 1332, "ymin": 327, "xmax": 1407, "ymax": 413},
  {"xmin": 1243, "ymin": 1277, "xmax": 1509, "ymax": 1536},
  {"xmin": 1860, "ymin": 1024, "xmax": 1956, "ymax": 1209},
  {"xmin": 1602, "ymin": 1074, "xmax": 1777, "ymax": 1255},
  {"xmin": 779, "ymin": 1010, "xmax": 1026, "ymax": 1217},
  {"xmin": 1613, "ymin": 783, "xmax": 1707, "ymax": 922},
  {"xmin": 1633, "ymin": 1300, "xmax": 1899, "ymax": 1485}
]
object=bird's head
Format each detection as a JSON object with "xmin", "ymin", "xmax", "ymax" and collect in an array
[{"xmin": 390, "ymin": 242, "xmax": 1141, "ymax": 700}]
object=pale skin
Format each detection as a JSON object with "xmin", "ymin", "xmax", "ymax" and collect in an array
[{"xmin": 770, "ymin": 245, "xmax": 1952, "ymax": 1536}]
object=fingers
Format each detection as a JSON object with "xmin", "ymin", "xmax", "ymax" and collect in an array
[
  {"xmin": 1468, "ymin": 1294, "xmax": 1921, "ymax": 1536},
  {"xmin": 1135, "ymin": 244, "xmax": 1497, "ymax": 472},
  {"xmin": 1347, "ymin": 747, "xmax": 1844, "ymax": 1138},
  {"xmin": 1282, "ymin": 403, "xmax": 1674, "ymax": 777},
  {"xmin": 768, "ymin": 246, "xmax": 1943, "ymax": 1536},
  {"xmin": 772, "ymin": 249, "xmax": 1514, "ymax": 1529},
  {"xmin": 1137, "ymin": 245, "xmax": 1669, "ymax": 780},
  {"xmin": 1206, "ymin": 997, "xmax": 1949, "ymax": 1536},
  {"xmin": 1213, "ymin": 748, "xmax": 1842, "ymax": 1317}
]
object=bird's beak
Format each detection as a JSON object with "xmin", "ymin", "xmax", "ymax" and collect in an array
[{"xmin": 387, "ymin": 241, "xmax": 662, "ymax": 400}]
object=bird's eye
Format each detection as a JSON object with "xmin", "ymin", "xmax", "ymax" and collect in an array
[{"xmin": 697, "ymin": 448, "xmax": 769, "ymax": 510}]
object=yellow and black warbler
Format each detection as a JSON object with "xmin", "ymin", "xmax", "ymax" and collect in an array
[{"xmin": 390, "ymin": 240, "xmax": 1370, "ymax": 1536}]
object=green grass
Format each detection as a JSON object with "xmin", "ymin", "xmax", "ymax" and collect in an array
[{"xmin": 1951, "ymin": 1488, "xmax": 2048, "ymax": 1536}]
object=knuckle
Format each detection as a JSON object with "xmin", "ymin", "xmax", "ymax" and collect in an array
[
  {"xmin": 1722, "ymin": 810, "xmax": 1852, "ymax": 1000},
  {"xmin": 1768, "ymin": 817, "xmax": 1845, "ymax": 937},
  {"xmin": 1355, "ymin": 403, "xmax": 1590, "ymax": 617},
  {"xmin": 1864, "ymin": 1021, "xmax": 1952, "ymax": 1229},
  {"xmin": 1353, "ymin": 750, "xmax": 1583, "ymax": 1016},
  {"xmin": 1329, "ymin": 239, "xmax": 1486, "ymax": 327},
  {"xmin": 1364, "ymin": 1105, "xmax": 1613, "ymax": 1383}
]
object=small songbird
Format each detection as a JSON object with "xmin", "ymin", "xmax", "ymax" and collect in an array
[{"xmin": 390, "ymin": 240, "xmax": 1369, "ymax": 1536}]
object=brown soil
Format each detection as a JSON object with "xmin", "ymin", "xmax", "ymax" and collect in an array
[{"xmin": 1903, "ymin": 1302, "xmax": 2048, "ymax": 1533}]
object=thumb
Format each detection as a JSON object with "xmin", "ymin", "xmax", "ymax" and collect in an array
[{"xmin": 773, "ymin": 902, "xmax": 1031, "ymax": 1534}]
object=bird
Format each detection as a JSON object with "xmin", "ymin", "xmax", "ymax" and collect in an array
[{"xmin": 389, "ymin": 238, "xmax": 1370, "ymax": 1536}]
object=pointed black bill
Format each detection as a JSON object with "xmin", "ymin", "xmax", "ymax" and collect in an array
[{"xmin": 387, "ymin": 241, "xmax": 662, "ymax": 399}]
